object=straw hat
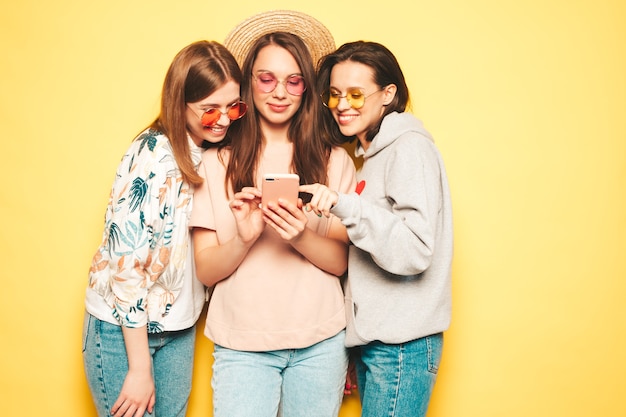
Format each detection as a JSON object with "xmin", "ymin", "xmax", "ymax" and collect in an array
[{"xmin": 224, "ymin": 10, "xmax": 335, "ymax": 68}]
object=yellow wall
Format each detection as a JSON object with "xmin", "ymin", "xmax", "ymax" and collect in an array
[{"xmin": 1, "ymin": 0, "xmax": 624, "ymax": 416}]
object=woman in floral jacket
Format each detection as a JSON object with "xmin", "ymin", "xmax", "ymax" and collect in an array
[{"xmin": 83, "ymin": 40, "xmax": 246, "ymax": 417}]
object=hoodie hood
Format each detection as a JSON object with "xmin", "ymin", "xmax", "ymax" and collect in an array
[{"xmin": 355, "ymin": 111, "xmax": 434, "ymax": 159}]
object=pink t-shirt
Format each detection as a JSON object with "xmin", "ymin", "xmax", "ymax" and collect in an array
[{"xmin": 190, "ymin": 146, "xmax": 356, "ymax": 351}]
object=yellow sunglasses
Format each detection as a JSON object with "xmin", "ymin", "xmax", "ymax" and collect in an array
[{"xmin": 321, "ymin": 88, "xmax": 383, "ymax": 109}]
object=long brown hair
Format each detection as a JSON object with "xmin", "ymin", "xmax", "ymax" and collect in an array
[
  {"xmin": 224, "ymin": 32, "xmax": 331, "ymax": 193},
  {"xmin": 150, "ymin": 40, "xmax": 242, "ymax": 187}
]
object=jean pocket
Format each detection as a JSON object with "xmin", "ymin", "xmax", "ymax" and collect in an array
[
  {"xmin": 82, "ymin": 312, "xmax": 91, "ymax": 353},
  {"xmin": 346, "ymin": 298, "xmax": 373, "ymax": 345},
  {"xmin": 426, "ymin": 333, "xmax": 443, "ymax": 374}
]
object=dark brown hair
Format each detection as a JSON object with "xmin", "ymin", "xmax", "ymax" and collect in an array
[
  {"xmin": 150, "ymin": 40, "xmax": 242, "ymax": 187},
  {"xmin": 317, "ymin": 41, "xmax": 410, "ymax": 144}
]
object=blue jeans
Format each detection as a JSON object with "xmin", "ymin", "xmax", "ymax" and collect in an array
[
  {"xmin": 212, "ymin": 331, "xmax": 348, "ymax": 417},
  {"xmin": 354, "ymin": 333, "xmax": 443, "ymax": 417},
  {"xmin": 82, "ymin": 313, "xmax": 196, "ymax": 417}
]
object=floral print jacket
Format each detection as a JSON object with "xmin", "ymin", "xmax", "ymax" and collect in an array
[{"xmin": 86, "ymin": 128, "xmax": 203, "ymax": 332}]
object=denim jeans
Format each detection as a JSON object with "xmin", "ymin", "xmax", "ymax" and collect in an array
[
  {"xmin": 82, "ymin": 313, "xmax": 196, "ymax": 417},
  {"xmin": 212, "ymin": 331, "xmax": 348, "ymax": 417},
  {"xmin": 354, "ymin": 333, "xmax": 443, "ymax": 417}
]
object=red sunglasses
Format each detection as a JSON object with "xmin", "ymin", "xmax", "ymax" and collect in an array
[{"xmin": 192, "ymin": 101, "xmax": 248, "ymax": 127}]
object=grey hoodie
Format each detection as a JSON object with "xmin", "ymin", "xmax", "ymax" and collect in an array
[{"xmin": 331, "ymin": 112, "xmax": 453, "ymax": 347}]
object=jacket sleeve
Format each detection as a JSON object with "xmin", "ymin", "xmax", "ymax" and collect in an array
[{"xmin": 104, "ymin": 137, "xmax": 176, "ymax": 327}]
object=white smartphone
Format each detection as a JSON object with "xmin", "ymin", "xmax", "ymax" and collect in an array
[{"xmin": 261, "ymin": 173, "xmax": 299, "ymax": 207}]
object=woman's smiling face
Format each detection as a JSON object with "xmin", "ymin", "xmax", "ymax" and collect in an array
[
  {"xmin": 185, "ymin": 79, "xmax": 242, "ymax": 147},
  {"xmin": 328, "ymin": 61, "xmax": 390, "ymax": 148}
]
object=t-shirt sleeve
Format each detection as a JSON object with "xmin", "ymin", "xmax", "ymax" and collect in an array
[
  {"xmin": 189, "ymin": 157, "xmax": 215, "ymax": 230},
  {"xmin": 329, "ymin": 146, "xmax": 357, "ymax": 194}
]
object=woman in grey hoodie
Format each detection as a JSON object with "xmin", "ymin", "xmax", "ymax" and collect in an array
[{"xmin": 300, "ymin": 41, "xmax": 453, "ymax": 417}]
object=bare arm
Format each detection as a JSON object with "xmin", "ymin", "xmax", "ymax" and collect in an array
[
  {"xmin": 193, "ymin": 228, "xmax": 256, "ymax": 287},
  {"xmin": 291, "ymin": 215, "xmax": 349, "ymax": 276},
  {"xmin": 111, "ymin": 326, "xmax": 155, "ymax": 417},
  {"xmin": 262, "ymin": 198, "xmax": 349, "ymax": 277},
  {"xmin": 193, "ymin": 187, "xmax": 265, "ymax": 287}
]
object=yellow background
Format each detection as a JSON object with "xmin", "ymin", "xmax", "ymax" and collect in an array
[{"xmin": 1, "ymin": 0, "xmax": 624, "ymax": 416}]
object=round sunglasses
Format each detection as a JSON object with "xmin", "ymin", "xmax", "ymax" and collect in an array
[
  {"xmin": 190, "ymin": 101, "xmax": 248, "ymax": 127},
  {"xmin": 321, "ymin": 88, "xmax": 383, "ymax": 110},
  {"xmin": 253, "ymin": 71, "xmax": 306, "ymax": 96}
]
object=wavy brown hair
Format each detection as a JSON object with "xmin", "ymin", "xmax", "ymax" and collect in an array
[
  {"xmin": 150, "ymin": 40, "xmax": 242, "ymax": 187},
  {"xmin": 224, "ymin": 32, "xmax": 332, "ymax": 193}
]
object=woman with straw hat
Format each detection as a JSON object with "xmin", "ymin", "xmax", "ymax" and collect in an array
[{"xmin": 190, "ymin": 11, "xmax": 356, "ymax": 417}]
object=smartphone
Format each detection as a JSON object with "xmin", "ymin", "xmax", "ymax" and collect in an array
[{"xmin": 261, "ymin": 173, "xmax": 300, "ymax": 207}]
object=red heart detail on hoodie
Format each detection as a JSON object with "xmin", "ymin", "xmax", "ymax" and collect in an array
[{"xmin": 355, "ymin": 180, "xmax": 366, "ymax": 195}]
